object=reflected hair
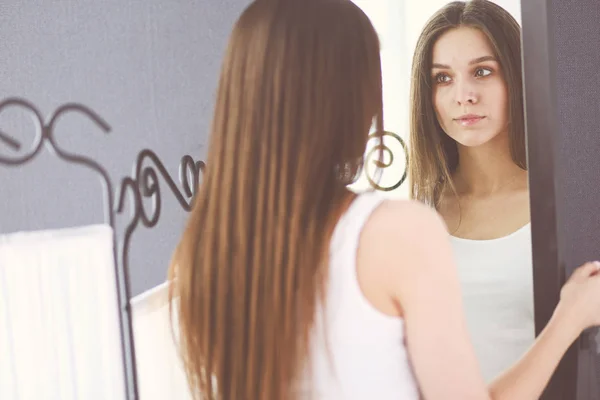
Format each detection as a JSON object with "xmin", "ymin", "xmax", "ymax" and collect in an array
[{"xmin": 408, "ymin": 0, "xmax": 525, "ymax": 207}]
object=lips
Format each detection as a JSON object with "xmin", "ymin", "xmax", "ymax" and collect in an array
[{"xmin": 454, "ymin": 114, "xmax": 485, "ymax": 127}]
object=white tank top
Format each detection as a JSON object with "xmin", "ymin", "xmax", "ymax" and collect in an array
[
  {"xmin": 305, "ymin": 192, "xmax": 420, "ymax": 399},
  {"xmin": 450, "ymin": 224, "xmax": 536, "ymax": 382}
]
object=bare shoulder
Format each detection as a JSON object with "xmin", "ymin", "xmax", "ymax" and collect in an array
[
  {"xmin": 361, "ymin": 199, "xmax": 449, "ymax": 244},
  {"xmin": 354, "ymin": 199, "xmax": 456, "ymax": 317},
  {"xmin": 357, "ymin": 198, "xmax": 453, "ymax": 302}
]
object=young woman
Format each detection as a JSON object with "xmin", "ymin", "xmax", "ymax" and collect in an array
[
  {"xmin": 409, "ymin": 0, "xmax": 535, "ymax": 382},
  {"xmin": 169, "ymin": 0, "xmax": 600, "ymax": 399}
]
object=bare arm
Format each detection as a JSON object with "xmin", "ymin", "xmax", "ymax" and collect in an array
[
  {"xmin": 487, "ymin": 309, "xmax": 577, "ymax": 400},
  {"xmin": 365, "ymin": 200, "xmax": 599, "ymax": 400},
  {"xmin": 488, "ymin": 262, "xmax": 600, "ymax": 400}
]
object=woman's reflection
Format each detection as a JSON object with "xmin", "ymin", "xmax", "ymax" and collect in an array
[{"xmin": 408, "ymin": 0, "xmax": 533, "ymax": 381}]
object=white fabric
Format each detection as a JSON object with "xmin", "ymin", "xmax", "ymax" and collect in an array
[
  {"xmin": 306, "ymin": 192, "xmax": 420, "ymax": 399},
  {"xmin": 451, "ymin": 223, "xmax": 535, "ymax": 382},
  {"xmin": 129, "ymin": 192, "xmax": 420, "ymax": 399},
  {"xmin": 0, "ymin": 224, "xmax": 126, "ymax": 400},
  {"xmin": 131, "ymin": 282, "xmax": 191, "ymax": 400}
]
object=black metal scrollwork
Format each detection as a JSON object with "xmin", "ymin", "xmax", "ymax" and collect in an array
[
  {"xmin": 0, "ymin": 97, "xmax": 141, "ymax": 400},
  {"xmin": 1, "ymin": 97, "xmax": 409, "ymax": 400},
  {"xmin": 365, "ymin": 130, "xmax": 409, "ymax": 191},
  {"xmin": 0, "ymin": 128, "xmax": 21, "ymax": 150},
  {"xmin": 116, "ymin": 150, "xmax": 205, "ymax": 276}
]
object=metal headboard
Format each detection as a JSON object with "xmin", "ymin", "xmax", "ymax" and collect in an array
[{"xmin": 0, "ymin": 96, "xmax": 407, "ymax": 400}]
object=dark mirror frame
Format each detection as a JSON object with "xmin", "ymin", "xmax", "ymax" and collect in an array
[
  {"xmin": 522, "ymin": 0, "xmax": 578, "ymax": 397},
  {"xmin": 522, "ymin": 0, "xmax": 600, "ymax": 398}
]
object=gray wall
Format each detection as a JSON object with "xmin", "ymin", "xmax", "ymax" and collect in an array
[{"xmin": 0, "ymin": 0, "xmax": 250, "ymax": 297}]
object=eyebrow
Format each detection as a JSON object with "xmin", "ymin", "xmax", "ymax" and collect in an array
[{"xmin": 431, "ymin": 55, "xmax": 497, "ymax": 70}]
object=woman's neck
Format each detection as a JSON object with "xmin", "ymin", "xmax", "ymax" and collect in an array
[{"xmin": 452, "ymin": 136, "xmax": 527, "ymax": 197}]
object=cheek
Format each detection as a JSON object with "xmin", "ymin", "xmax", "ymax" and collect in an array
[
  {"xmin": 433, "ymin": 90, "xmax": 451, "ymax": 126},
  {"xmin": 501, "ymin": 88, "xmax": 509, "ymax": 116},
  {"xmin": 489, "ymin": 82, "xmax": 509, "ymax": 118},
  {"xmin": 496, "ymin": 91, "xmax": 509, "ymax": 127}
]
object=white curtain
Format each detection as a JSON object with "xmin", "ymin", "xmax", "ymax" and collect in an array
[{"xmin": 0, "ymin": 224, "xmax": 126, "ymax": 400}]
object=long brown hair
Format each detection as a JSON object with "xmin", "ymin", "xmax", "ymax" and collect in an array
[
  {"xmin": 408, "ymin": 0, "xmax": 525, "ymax": 207},
  {"xmin": 169, "ymin": 1, "xmax": 383, "ymax": 399}
]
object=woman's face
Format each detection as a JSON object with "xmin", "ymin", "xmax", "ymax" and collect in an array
[{"xmin": 431, "ymin": 26, "xmax": 509, "ymax": 148}]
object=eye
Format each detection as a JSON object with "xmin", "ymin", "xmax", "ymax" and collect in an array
[
  {"xmin": 434, "ymin": 73, "xmax": 451, "ymax": 84},
  {"xmin": 475, "ymin": 67, "xmax": 492, "ymax": 78}
]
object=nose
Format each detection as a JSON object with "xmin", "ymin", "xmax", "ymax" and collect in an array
[{"xmin": 454, "ymin": 80, "xmax": 479, "ymax": 105}]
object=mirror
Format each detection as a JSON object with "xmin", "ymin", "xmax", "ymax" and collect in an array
[{"xmin": 350, "ymin": 0, "xmax": 532, "ymax": 383}]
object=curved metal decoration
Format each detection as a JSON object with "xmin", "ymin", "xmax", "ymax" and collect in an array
[
  {"xmin": 116, "ymin": 150, "xmax": 204, "ymax": 278},
  {"xmin": 0, "ymin": 97, "xmax": 408, "ymax": 400},
  {"xmin": 0, "ymin": 128, "xmax": 21, "ymax": 150},
  {"xmin": 365, "ymin": 130, "xmax": 409, "ymax": 191},
  {"xmin": 0, "ymin": 97, "xmax": 140, "ymax": 399}
]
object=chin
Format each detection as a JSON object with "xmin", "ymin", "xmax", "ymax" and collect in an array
[{"xmin": 451, "ymin": 132, "xmax": 498, "ymax": 148}]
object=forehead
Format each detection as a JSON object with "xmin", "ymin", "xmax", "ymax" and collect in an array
[{"xmin": 431, "ymin": 26, "xmax": 495, "ymax": 65}]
